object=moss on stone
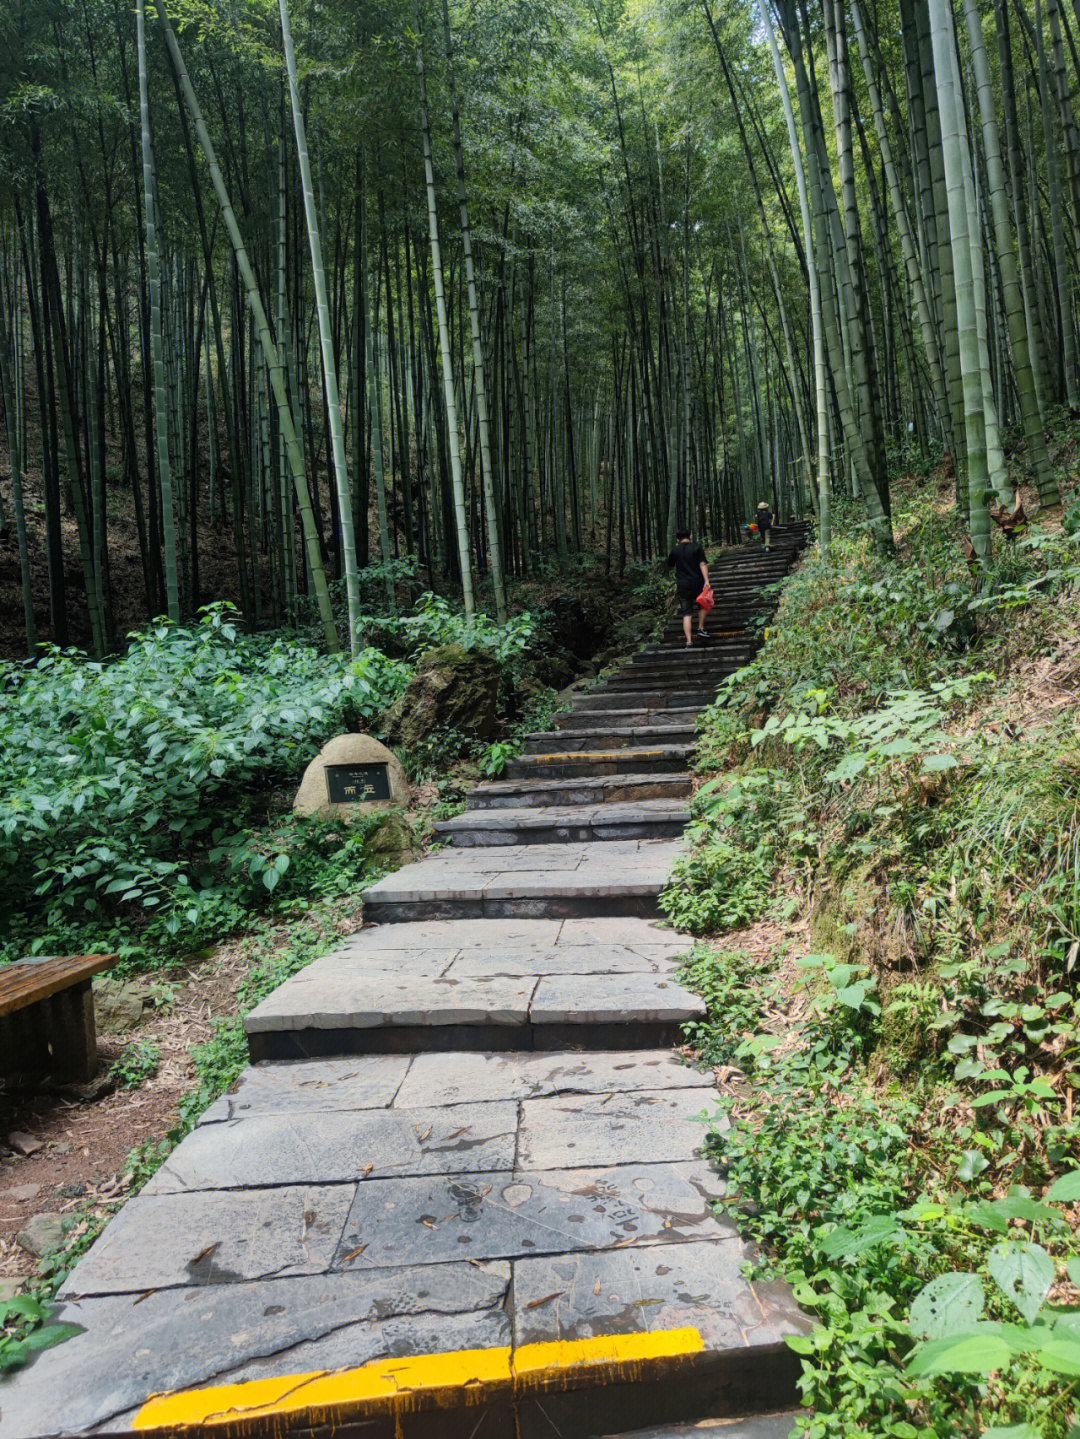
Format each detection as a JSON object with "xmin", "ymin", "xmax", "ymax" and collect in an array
[{"xmin": 383, "ymin": 643, "xmax": 502, "ymax": 752}]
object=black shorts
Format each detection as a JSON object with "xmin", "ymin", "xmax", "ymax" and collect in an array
[{"xmin": 677, "ymin": 587, "xmax": 702, "ymax": 617}]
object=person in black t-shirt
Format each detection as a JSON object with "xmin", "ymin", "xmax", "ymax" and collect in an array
[{"xmin": 666, "ymin": 527, "xmax": 710, "ymax": 648}]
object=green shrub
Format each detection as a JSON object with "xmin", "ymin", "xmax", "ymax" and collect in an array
[{"xmin": 0, "ymin": 605, "xmax": 410, "ymax": 959}]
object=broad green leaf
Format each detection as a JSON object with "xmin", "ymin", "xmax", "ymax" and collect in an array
[
  {"xmin": 0, "ymin": 1296, "xmax": 48, "ymax": 1322},
  {"xmin": 824, "ymin": 753, "xmax": 869, "ymax": 783},
  {"xmin": 922, "ymin": 754, "xmax": 958, "ymax": 772},
  {"xmin": 818, "ymin": 1215, "xmax": 899, "ymax": 1259},
  {"xmin": 987, "ymin": 1243, "xmax": 1055, "ymax": 1324},
  {"xmin": 909, "ymin": 1273, "xmax": 985, "ymax": 1340},
  {"xmin": 1036, "ymin": 1337, "xmax": 1080, "ymax": 1377},
  {"xmin": 19, "ymin": 1322, "xmax": 84, "ymax": 1354},
  {"xmin": 784, "ymin": 1334, "xmax": 815, "ymax": 1356},
  {"xmin": 1046, "ymin": 1171, "xmax": 1080, "ymax": 1203},
  {"xmin": 980, "ymin": 1426, "xmax": 1042, "ymax": 1439},
  {"xmin": 834, "ymin": 981, "xmax": 872, "ymax": 1009},
  {"xmin": 957, "ymin": 1150, "xmax": 989, "ymax": 1181},
  {"xmin": 906, "ymin": 1331, "xmax": 1011, "ymax": 1377}
]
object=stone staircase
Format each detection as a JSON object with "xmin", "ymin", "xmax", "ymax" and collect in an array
[{"xmin": 2, "ymin": 526, "xmax": 811, "ymax": 1439}]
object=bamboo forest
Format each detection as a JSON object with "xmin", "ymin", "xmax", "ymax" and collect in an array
[
  {"xmin": 2, "ymin": 3, "xmax": 1080, "ymax": 1439},
  {"xmin": 3, "ymin": 0, "xmax": 1076, "ymax": 654}
]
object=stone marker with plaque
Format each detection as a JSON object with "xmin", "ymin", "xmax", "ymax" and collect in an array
[{"xmin": 293, "ymin": 734, "xmax": 407, "ymax": 819}]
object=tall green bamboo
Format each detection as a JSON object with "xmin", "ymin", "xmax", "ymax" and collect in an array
[
  {"xmin": 153, "ymin": 0, "xmax": 339, "ymax": 652},
  {"xmin": 441, "ymin": 0, "xmax": 507, "ymax": 624},
  {"xmin": 0, "ymin": 274, "xmax": 35, "ymax": 651},
  {"xmin": 761, "ymin": 1, "xmax": 829, "ymax": 555},
  {"xmin": 964, "ymin": 0, "xmax": 1059, "ymax": 505},
  {"xmin": 929, "ymin": 0, "xmax": 991, "ymax": 562},
  {"xmin": 415, "ymin": 0, "xmax": 474, "ymax": 621},
  {"xmin": 279, "ymin": 0, "xmax": 362, "ymax": 654},
  {"xmin": 137, "ymin": 0, "xmax": 179, "ymax": 622}
]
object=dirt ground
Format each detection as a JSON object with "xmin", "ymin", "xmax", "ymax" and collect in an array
[{"xmin": 0, "ymin": 945, "xmax": 251, "ymax": 1291}]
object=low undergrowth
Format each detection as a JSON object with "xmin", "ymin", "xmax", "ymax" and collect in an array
[
  {"xmin": 682, "ymin": 946, "xmax": 1080, "ymax": 1439},
  {"xmin": 667, "ymin": 483, "xmax": 1080, "ymax": 1436}
]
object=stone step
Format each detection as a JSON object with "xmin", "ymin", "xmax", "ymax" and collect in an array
[
  {"xmin": 359, "ymin": 837, "xmax": 681, "ymax": 925},
  {"xmin": 612, "ymin": 653, "xmax": 747, "ymax": 670},
  {"xmin": 245, "ymin": 911, "xmax": 700, "ymax": 1058},
  {"xmin": 599, "ymin": 669, "xmax": 734, "ymax": 684},
  {"xmin": 502, "ymin": 745, "xmax": 694, "ymax": 781},
  {"xmin": 466, "ymin": 771, "xmax": 693, "ymax": 809},
  {"xmin": 621, "ymin": 653, "xmax": 752, "ymax": 672},
  {"xmin": 652, "ymin": 638, "xmax": 757, "ymax": 652},
  {"xmin": 567, "ymin": 692, "xmax": 707, "ymax": 712},
  {"xmin": 629, "ymin": 640, "xmax": 754, "ymax": 657},
  {"xmin": 435, "ymin": 800, "xmax": 690, "ymax": 846},
  {"xmin": 595, "ymin": 680, "xmax": 727, "ymax": 698},
  {"xmin": 640, "ymin": 634, "xmax": 756, "ymax": 649},
  {"xmin": 555, "ymin": 706, "xmax": 703, "ymax": 730},
  {"xmin": 657, "ymin": 619, "xmax": 763, "ymax": 632},
  {"xmin": 522, "ymin": 724, "xmax": 697, "ymax": 753}
]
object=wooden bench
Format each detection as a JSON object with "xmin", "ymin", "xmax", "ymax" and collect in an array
[{"xmin": 0, "ymin": 954, "xmax": 117, "ymax": 1085}]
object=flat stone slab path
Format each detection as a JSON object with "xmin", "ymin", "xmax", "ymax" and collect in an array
[
  {"xmin": 3, "ymin": 1048, "xmax": 806, "ymax": 1437},
  {"xmin": 2, "ymin": 527, "xmax": 811, "ymax": 1438}
]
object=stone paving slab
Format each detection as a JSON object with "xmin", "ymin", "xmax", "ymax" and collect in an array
[
  {"xmin": 199, "ymin": 1047, "xmax": 713, "ymax": 1122},
  {"xmin": 392, "ymin": 1050, "xmax": 714, "ymax": 1109},
  {"xmin": 356, "ymin": 917, "xmax": 566, "ymax": 948},
  {"xmin": 349, "ymin": 913, "xmax": 686, "ymax": 952},
  {"xmin": 246, "ymin": 975, "xmax": 537, "ymax": 1033},
  {"xmin": 531, "ymin": 974, "xmax": 704, "ymax": 1026},
  {"xmin": 204, "ymin": 1052, "xmax": 711, "ymax": 1125},
  {"xmin": 446, "ymin": 944, "xmax": 684, "ymax": 978},
  {"xmin": 511, "ymin": 1238, "xmax": 778, "ymax": 1348},
  {"xmin": 558, "ymin": 917, "xmax": 687, "ymax": 945},
  {"xmin": 307, "ymin": 943, "xmax": 685, "ymax": 981},
  {"xmin": 359, "ymin": 840, "xmax": 683, "ymax": 903},
  {"xmin": 214, "ymin": 1307, "xmax": 511, "ymax": 1390},
  {"xmin": 517, "ymin": 1089, "xmax": 717, "ymax": 1169},
  {"xmin": 0, "ymin": 1263, "xmax": 509, "ymax": 1438},
  {"xmin": 332, "ymin": 1160, "xmax": 732, "ymax": 1270},
  {"xmin": 201, "ymin": 1054, "xmax": 411, "ymax": 1121},
  {"xmin": 59, "ymin": 1184, "xmax": 356, "ymax": 1297},
  {"xmin": 143, "ymin": 1101, "xmax": 519, "ymax": 1193},
  {"xmin": 250, "ymin": 939, "xmax": 687, "ymax": 985}
]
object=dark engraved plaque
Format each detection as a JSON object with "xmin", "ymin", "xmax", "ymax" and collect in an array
[{"xmin": 325, "ymin": 762, "xmax": 392, "ymax": 805}]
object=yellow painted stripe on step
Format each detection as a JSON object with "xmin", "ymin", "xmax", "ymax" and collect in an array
[
  {"xmin": 132, "ymin": 1347, "xmax": 513, "ymax": 1429},
  {"xmin": 513, "ymin": 1327, "xmax": 705, "ymax": 1377},
  {"xmin": 132, "ymin": 1329, "xmax": 704, "ymax": 1432}
]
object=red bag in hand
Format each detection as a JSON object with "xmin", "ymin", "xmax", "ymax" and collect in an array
[{"xmin": 697, "ymin": 584, "xmax": 715, "ymax": 613}]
